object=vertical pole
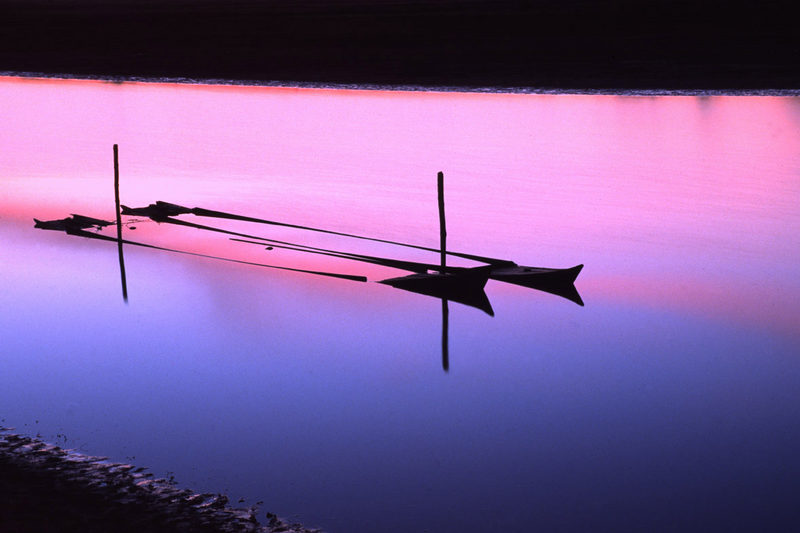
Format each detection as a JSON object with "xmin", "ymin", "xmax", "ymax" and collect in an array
[
  {"xmin": 114, "ymin": 144, "xmax": 128, "ymax": 303},
  {"xmin": 437, "ymin": 171, "xmax": 446, "ymax": 272},
  {"xmin": 438, "ymin": 171, "xmax": 448, "ymax": 372},
  {"xmin": 441, "ymin": 298, "xmax": 449, "ymax": 372}
]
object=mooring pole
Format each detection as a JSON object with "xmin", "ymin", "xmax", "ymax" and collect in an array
[
  {"xmin": 438, "ymin": 171, "xmax": 449, "ymax": 372},
  {"xmin": 437, "ymin": 171, "xmax": 446, "ymax": 272},
  {"xmin": 114, "ymin": 144, "xmax": 128, "ymax": 302}
]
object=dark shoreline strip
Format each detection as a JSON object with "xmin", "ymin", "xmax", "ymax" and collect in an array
[
  {"xmin": 4, "ymin": 71, "xmax": 800, "ymax": 96},
  {"xmin": 0, "ymin": 0, "xmax": 800, "ymax": 90},
  {"xmin": 0, "ymin": 429, "xmax": 319, "ymax": 533},
  {"xmin": 2, "ymin": 1, "xmax": 798, "ymax": 91}
]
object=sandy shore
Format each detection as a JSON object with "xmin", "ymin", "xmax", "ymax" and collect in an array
[
  {"xmin": 1, "ymin": 0, "xmax": 798, "ymax": 89},
  {"xmin": 1, "ymin": 430, "xmax": 319, "ymax": 533}
]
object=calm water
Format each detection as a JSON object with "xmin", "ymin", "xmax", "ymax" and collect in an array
[{"xmin": 2, "ymin": 76, "xmax": 800, "ymax": 532}]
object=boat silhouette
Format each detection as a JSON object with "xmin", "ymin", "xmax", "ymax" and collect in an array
[
  {"xmin": 490, "ymin": 264, "xmax": 584, "ymax": 306},
  {"xmin": 34, "ymin": 214, "xmax": 113, "ymax": 232},
  {"xmin": 35, "ymin": 166, "xmax": 585, "ymax": 373},
  {"xmin": 379, "ymin": 265, "xmax": 495, "ymax": 317}
]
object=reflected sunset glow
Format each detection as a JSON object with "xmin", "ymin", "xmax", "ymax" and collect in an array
[{"xmin": 2, "ymin": 75, "xmax": 798, "ymax": 335}]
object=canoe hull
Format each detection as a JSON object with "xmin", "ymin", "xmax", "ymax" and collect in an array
[
  {"xmin": 490, "ymin": 264, "xmax": 584, "ymax": 306},
  {"xmin": 379, "ymin": 265, "xmax": 495, "ymax": 316}
]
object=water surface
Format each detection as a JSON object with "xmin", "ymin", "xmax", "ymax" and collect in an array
[{"xmin": 2, "ymin": 76, "xmax": 799, "ymax": 532}]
